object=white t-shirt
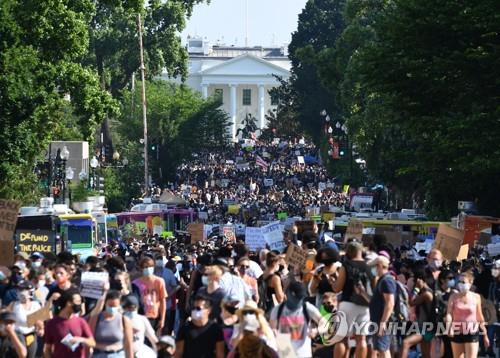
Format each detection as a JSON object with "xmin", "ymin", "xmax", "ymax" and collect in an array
[
  {"xmin": 12, "ymin": 301, "xmax": 42, "ymax": 334},
  {"xmin": 129, "ymin": 312, "xmax": 157, "ymax": 355},
  {"xmin": 270, "ymin": 302, "xmax": 321, "ymax": 358},
  {"xmin": 248, "ymin": 260, "xmax": 263, "ymax": 279}
]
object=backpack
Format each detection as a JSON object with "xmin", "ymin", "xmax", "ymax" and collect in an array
[
  {"xmin": 257, "ymin": 274, "xmax": 274, "ymax": 312},
  {"xmin": 389, "ymin": 278, "xmax": 410, "ymax": 323},
  {"xmin": 276, "ymin": 301, "xmax": 311, "ymax": 329}
]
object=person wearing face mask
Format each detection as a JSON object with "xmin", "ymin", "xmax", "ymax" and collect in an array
[
  {"xmin": 368, "ymin": 255, "xmax": 396, "ymax": 358},
  {"xmin": 0, "ymin": 311, "xmax": 27, "ymax": 358},
  {"xmin": 44, "ymin": 288, "xmax": 95, "ymax": 358},
  {"xmin": 46, "ymin": 263, "xmax": 77, "ymax": 305},
  {"xmin": 258, "ymin": 252, "xmax": 285, "ymax": 315},
  {"xmin": 30, "ymin": 252, "xmax": 44, "ymax": 270},
  {"xmin": 131, "ymin": 257, "xmax": 167, "ymax": 336},
  {"xmin": 88, "ymin": 290, "xmax": 134, "ymax": 358},
  {"xmin": 32, "ymin": 269, "xmax": 49, "ymax": 306},
  {"xmin": 7, "ymin": 281, "xmax": 42, "ymax": 358},
  {"xmin": 446, "ymin": 271, "xmax": 489, "ymax": 358},
  {"xmin": 435, "ymin": 270, "xmax": 458, "ymax": 358},
  {"xmin": 196, "ymin": 265, "xmax": 226, "ymax": 322},
  {"xmin": 175, "ymin": 294, "xmax": 224, "ymax": 358},
  {"xmin": 485, "ymin": 259, "xmax": 500, "ymax": 357},
  {"xmin": 309, "ymin": 248, "xmax": 340, "ymax": 308},
  {"xmin": 162, "ymin": 260, "xmax": 181, "ymax": 336},
  {"xmin": 269, "ymin": 281, "xmax": 322, "ymax": 358},
  {"xmin": 426, "ymin": 248, "xmax": 444, "ymax": 288},
  {"xmin": 236, "ymin": 257, "xmax": 259, "ymax": 303},
  {"xmin": 121, "ymin": 295, "xmax": 158, "ymax": 358}
]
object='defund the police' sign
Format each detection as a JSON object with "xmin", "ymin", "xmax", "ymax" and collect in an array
[{"xmin": 16, "ymin": 230, "xmax": 55, "ymax": 254}]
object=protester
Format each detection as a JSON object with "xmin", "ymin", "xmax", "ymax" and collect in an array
[
  {"xmin": 0, "ymin": 311, "xmax": 27, "ymax": 358},
  {"xmin": 175, "ymin": 294, "xmax": 225, "ymax": 358}
]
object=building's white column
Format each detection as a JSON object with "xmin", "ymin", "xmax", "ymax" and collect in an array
[
  {"xmin": 258, "ymin": 84, "xmax": 265, "ymax": 131},
  {"xmin": 230, "ymin": 84, "xmax": 237, "ymax": 141},
  {"xmin": 202, "ymin": 83, "xmax": 209, "ymax": 99}
]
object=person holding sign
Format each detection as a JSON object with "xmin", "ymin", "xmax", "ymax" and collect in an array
[
  {"xmin": 308, "ymin": 248, "xmax": 340, "ymax": 308},
  {"xmin": 8, "ymin": 280, "xmax": 42, "ymax": 358}
]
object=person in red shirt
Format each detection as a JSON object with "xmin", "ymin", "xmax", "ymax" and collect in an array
[{"xmin": 43, "ymin": 288, "xmax": 95, "ymax": 358}]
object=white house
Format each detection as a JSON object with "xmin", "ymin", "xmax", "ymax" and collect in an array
[{"xmin": 164, "ymin": 37, "xmax": 291, "ymax": 140}]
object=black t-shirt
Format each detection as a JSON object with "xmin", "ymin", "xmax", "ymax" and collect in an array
[
  {"xmin": 46, "ymin": 284, "xmax": 78, "ymax": 301},
  {"xmin": 196, "ymin": 287, "xmax": 225, "ymax": 322},
  {"xmin": 176, "ymin": 321, "xmax": 223, "ymax": 358}
]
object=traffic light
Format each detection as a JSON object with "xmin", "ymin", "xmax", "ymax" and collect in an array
[{"xmin": 98, "ymin": 176, "xmax": 105, "ymax": 194}]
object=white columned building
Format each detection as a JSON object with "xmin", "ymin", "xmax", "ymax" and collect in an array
[{"xmin": 165, "ymin": 37, "xmax": 291, "ymax": 141}]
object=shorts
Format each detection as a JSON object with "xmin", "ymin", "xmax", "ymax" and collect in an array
[
  {"xmin": 338, "ymin": 301, "xmax": 370, "ymax": 336},
  {"xmin": 372, "ymin": 334, "xmax": 392, "ymax": 352},
  {"xmin": 450, "ymin": 332, "xmax": 479, "ymax": 343}
]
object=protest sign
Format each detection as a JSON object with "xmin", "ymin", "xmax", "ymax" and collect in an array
[
  {"xmin": 80, "ymin": 272, "xmax": 109, "ymax": 299},
  {"xmin": 264, "ymin": 178, "xmax": 274, "ymax": 187},
  {"xmin": 227, "ymin": 205, "xmax": 240, "ymax": 215},
  {"xmin": 344, "ymin": 219, "xmax": 363, "ymax": 242},
  {"xmin": 487, "ymin": 243, "xmax": 500, "ymax": 257},
  {"xmin": 0, "ymin": 199, "xmax": 21, "ymax": 241},
  {"xmin": 161, "ymin": 231, "xmax": 174, "ymax": 238},
  {"xmin": 188, "ymin": 223, "xmax": 205, "ymax": 244},
  {"xmin": 321, "ymin": 212, "xmax": 335, "ymax": 222},
  {"xmin": 223, "ymin": 225, "xmax": 236, "ymax": 243},
  {"xmin": 262, "ymin": 222, "xmax": 286, "ymax": 252},
  {"xmin": 297, "ymin": 156, "xmax": 305, "ymax": 164},
  {"xmin": 27, "ymin": 305, "xmax": 51, "ymax": 327},
  {"xmin": 415, "ymin": 240, "xmax": 434, "ymax": 254},
  {"xmin": 285, "ymin": 244, "xmax": 307, "ymax": 269},
  {"xmin": 198, "ymin": 212, "xmax": 208, "ymax": 220},
  {"xmin": 456, "ymin": 244, "xmax": 469, "ymax": 261},
  {"xmin": 16, "ymin": 230, "xmax": 55, "ymax": 255},
  {"xmin": 0, "ymin": 240, "xmax": 14, "ymax": 267},
  {"xmin": 245, "ymin": 227, "xmax": 266, "ymax": 251},
  {"xmin": 223, "ymin": 198, "xmax": 237, "ymax": 206},
  {"xmin": 318, "ymin": 182, "xmax": 326, "ymax": 192},
  {"xmin": 277, "ymin": 212, "xmax": 288, "ymax": 221},
  {"xmin": 434, "ymin": 224, "xmax": 465, "ymax": 261}
]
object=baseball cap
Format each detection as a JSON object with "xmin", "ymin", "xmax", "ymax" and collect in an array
[
  {"xmin": 287, "ymin": 281, "xmax": 307, "ymax": 300},
  {"xmin": 159, "ymin": 335, "xmax": 176, "ymax": 349},
  {"xmin": 122, "ymin": 294, "xmax": 139, "ymax": 308},
  {"xmin": 31, "ymin": 252, "xmax": 44, "ymax": 260},
  {"xmin": 0, "ymin": 312, "xmax": 16, "ymax": 323}
]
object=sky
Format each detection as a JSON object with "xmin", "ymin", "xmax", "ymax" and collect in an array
[{"xmin": 182, "ymin": 0, "xmax": 308, "ymax": 47}]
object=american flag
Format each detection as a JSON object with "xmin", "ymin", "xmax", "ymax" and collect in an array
[{"xmin": 255, "ymin": 155, "xmax": 269, "ymax": 170}]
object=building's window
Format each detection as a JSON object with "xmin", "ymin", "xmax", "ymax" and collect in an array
[
  {"xmin": 270, "ymin": 93, "xmax": 279, "ymax": 106},
  {"xmin": 242, "ymin": 89, "xmax": 252, "ymax": 106},
  {"xmin": 214, "ymin": 88, "xmax": 223, "ymax": 102}
]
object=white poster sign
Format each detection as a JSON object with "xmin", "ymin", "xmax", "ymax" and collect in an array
[
  {"xmin": 262, "ymin": 222, "xmax": 286, "ymax": 252},
  {"xmin": 245, "ymin": 227, "xmax": 266, "ymax": 251},
  {"xmin": 264, "ymin": 178, "xmax": 274, "ymax": 187},
  {"xmin": 80, "ymin": 272, "xmax": 109, "ymax": 299}
]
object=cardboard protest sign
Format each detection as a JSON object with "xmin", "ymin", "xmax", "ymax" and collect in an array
[
  {"xmin": 344, "ymin": 219, "xmax": 363, "ymax": 242},
  {"xmin": 456, "ymin": 244, "xmax": 469, "ymax": 261},
  {"xmin": 188, "ymin": 223, "xmax": 205, "ymax": 244},
  {"xmin": 16, "ymin": 230, "xmax": 55, "ymax": 255},
  {"xmin": 223, "ymin": 225, "xmax": 236, "ymax": 243},
  {"xmin": 27, "ymin": 305, "xmax": 51, "ymax": 327},
  {"xmin": 0, "ymin": 199, "xmax": 21, "ymax": 241},
  {"xmin": 0, "ymin": 240, "xmax": 14, "ymax": 267},
  {"xmin": 245, "ymin": 227, "xmax": 266, "ymax": 251},
  {"xmin": 285, "ymin": 244, "xmax": 307, "ymax": 269},
  {"xmin": 80, "ymin": 272, "xmax": 109, "ymax": 299},
  {"xmin": 434, "ymin": 224, "xmax": 465, "ymax": 261},
  {"xmin": 262, "ymin": 222, "xmax": 286, "ymax": 252}
]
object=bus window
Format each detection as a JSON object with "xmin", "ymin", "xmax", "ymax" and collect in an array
[{"xmin": 67, "ymin": 225, "xmax": 92, "ymax": 249}]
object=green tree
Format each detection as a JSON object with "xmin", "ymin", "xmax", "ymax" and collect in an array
[
  {"xmin": 0, "ymin": 0, "xmax": 117, "ymax": 202},
  {"xmin": 88, "ymin": 0, "xmax": 209, "ymax": 95}
]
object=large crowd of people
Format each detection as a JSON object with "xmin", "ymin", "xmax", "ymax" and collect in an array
[{"xmin": 1, "ymin": 139, "xmax": 499, "ymax": 358}]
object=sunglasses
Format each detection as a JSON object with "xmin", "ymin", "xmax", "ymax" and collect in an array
[
  {"xmin": 239, "ymin": 265, "xmax": 250, "ymax": 269},
  {"xmin": 242, "ymin": 310, "xmax": 255, "ymax": 316},
  {"xmin": 193, "ymin": 306, "xmax": 206, "ymax": 311},
  {"xmin": 458, "ymin": 281, "xmax": 467, "ymax": 284}
]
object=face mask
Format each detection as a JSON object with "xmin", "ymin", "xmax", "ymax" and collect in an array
[
  {"xmin": 458, "ymin": 282, "xmax": 471, "ymax": 293},
  {"xmin": 14, "ymin": 261, "xmax": 26, "ymax": 270},
  {"xmin": 371, "ymin": 267, "xmax": 378, "ymax": 277},
  {"xmin": 72, "ymin": 303, "xmax": 82, "ymax": 314},
  {"xmin": 105, "ymin": 306, "xmax": 120, "ymax": 315},
  {"xmin": 32, "ymin": 261, "xmax": 42, "ymax": 269},
  {"xmin": 447, "ymin": 279, "xmax": 456, "ymax": 288},
  {"xmin": 191, "ymin": 309, "xmax": 204, "ymax": 321},
  {"xmin": 143, "ymin": 267, "xmax": 154, "ymax": 276},
  {"xmin": 37, "ymin": 280, "xmax": 46, "ymax": 289},
  {"xmin": 322, "ymin": 304, "xmax": 335, "ymax": 313},
  {"xmin": 124, "ymin": 310, "xmax": 137, "ymax": 319},
  {"xmin": 201, "ymin": 275, "xmax": 209, "ymax": 286},
  {"xmin": 155, "ymin": 260, "xmax": 164, "ymax": 267},
  {"xmin": 492, "ymin": 269, "xmax": 499, "ymax": 278},
  {"xmin": 429, "ymin": 260, "xmax": 442, "ymax": 270}
]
